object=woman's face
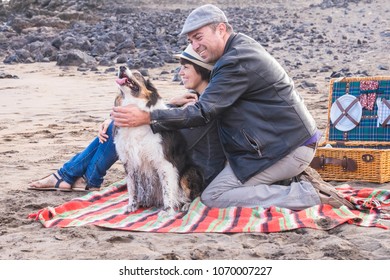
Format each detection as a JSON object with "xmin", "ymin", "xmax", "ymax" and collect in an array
[{"xmin": 179, "ymin": 63, "xmax": 202, "ymax": 91}]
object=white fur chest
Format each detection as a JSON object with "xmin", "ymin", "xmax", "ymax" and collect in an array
[
  {"xmin": 115, "ymin": 125, "xmax": 163, "ymax": 170},
  {"xmin": 114, "ymin": 97, "xmax": 167, "ymax": 166}
]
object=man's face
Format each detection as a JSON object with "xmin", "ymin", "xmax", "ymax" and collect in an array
[{"xmin": 187, "ymin": 24, "xmax": 226, "ymax": 64}]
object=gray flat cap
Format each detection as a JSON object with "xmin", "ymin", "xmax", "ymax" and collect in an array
[{"xmin": 180, "ymin": 4, "xmax": 228, "ymax": 35}]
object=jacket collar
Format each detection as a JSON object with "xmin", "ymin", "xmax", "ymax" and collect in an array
[{"xmin": 223, "ymin": 33, "xmax": 238, "ymax": 55}]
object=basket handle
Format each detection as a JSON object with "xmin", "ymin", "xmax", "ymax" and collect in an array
[{"xmin": 310, "ymin": 155, "xmax": 357, "ymax": 172}]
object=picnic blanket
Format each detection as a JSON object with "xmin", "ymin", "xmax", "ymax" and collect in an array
[{"xmin": 29, "ymin": 180, "xmax": 390, "ymax": 232}]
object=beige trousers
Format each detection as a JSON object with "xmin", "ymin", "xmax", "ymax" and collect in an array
[{"xmin": 201, "ymin": 146, "xmax": 321, "ymax": 210}]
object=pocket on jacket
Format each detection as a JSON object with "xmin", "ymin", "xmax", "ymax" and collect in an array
[{"xmin": 242, "ymin": 129, "xmax": 263, "ymax": 157}]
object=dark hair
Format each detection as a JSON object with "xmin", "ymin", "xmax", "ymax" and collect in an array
[{"xmin": 179, "ymin": 58, "xmax": 211, "ymax": 81}]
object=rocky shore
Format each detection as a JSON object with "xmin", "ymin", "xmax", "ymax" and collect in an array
[{"xmin": 1, "ymin": 0, "xmax": 388, "ymax": 74}]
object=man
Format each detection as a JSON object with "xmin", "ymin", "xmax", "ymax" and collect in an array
[{"xmin": 112, "ymin": 5, "xmax": 354, "ymax": 210}]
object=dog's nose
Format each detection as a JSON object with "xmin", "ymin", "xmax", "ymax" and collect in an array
[{"xmin": 119, "ymin": 66, "xmax": 126, "ymax": 73}]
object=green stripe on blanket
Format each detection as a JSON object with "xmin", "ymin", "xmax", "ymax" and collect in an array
[{"xmin": 28, "ymin": 180, "xmax": 390, "ymax": 232}]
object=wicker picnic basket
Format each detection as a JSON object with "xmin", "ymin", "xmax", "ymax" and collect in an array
[{"xmin": 310, "ymin": 76, "xmax": 390, "ymax": 183}]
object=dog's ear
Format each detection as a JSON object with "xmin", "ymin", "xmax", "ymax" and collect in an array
[{"xmin": 145, "ymin": 79, "xmax": 161, "ymax": 107}]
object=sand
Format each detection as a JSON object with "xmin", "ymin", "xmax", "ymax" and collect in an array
[{"xmin": 0, "ymin": 0, "xmax": 390, "ymax": 263}]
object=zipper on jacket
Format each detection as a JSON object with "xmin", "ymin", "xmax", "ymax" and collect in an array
[{"xmin": 242, "ymin": 129, "xmax": 262, "ymax": 157}]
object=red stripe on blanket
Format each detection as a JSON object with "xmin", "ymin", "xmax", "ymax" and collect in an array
[{"xmin": 28, "ymin": 182, "xmax": 390, "ymax": 233}]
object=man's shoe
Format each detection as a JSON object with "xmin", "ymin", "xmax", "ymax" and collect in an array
[{"xmin": 299, "ymin": 167, "xmax": 355, "ymax": 210}]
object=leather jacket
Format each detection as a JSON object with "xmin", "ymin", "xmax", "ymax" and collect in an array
[
  {"xmin": 180, "ymin": 119, "xmax": 225, "ymax": 187},
  {"xmin": 151, "ymin": 33, "xmax": 317, "ymax": 183}
]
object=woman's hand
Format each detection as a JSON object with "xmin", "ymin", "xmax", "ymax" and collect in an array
[
  {"xmin": 169, "ymin": 92, "xmax": 198, "ymax": 107},
  {"xmin": 98, "ymin": 119, "xmax": 112, "ymax": 143}
]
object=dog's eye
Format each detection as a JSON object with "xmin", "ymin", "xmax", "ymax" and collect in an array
[
  {"xmin": 127, "ymin": 79, "xmax": 139, "ymax": 92},
  {"xmin": 134, "ymin": 73, "xmax": 143, "ymax": 79}
]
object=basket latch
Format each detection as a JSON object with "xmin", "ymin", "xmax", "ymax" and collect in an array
[
  {"xmin": 310, "ymin": 155, "xmax": 357, "ymax": 172},
  {"xmin": 362, "ymin": 154, "xmax": 374, "ymax": 163}
]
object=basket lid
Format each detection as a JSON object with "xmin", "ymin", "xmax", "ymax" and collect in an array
[
  {"xmin": 326, "ymin": 76, "xmax": 390, "ymax": 143},
  {"xmin": 330, "ymin": 94, "xmax": 362, "ymax": 131}
]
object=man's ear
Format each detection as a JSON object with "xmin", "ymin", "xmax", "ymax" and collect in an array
[{"xmin": 218, "ymin": 23, "xmax": 227, "ymax": 33}]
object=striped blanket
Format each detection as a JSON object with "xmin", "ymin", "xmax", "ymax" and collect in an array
[{"xmin": 29, "ymin": 180, "xmax": 390, "ymax": 232}]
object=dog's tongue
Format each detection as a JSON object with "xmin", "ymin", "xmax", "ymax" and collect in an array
[{"xmin": 116, "ymin": 77, "xmax": 127, "ymax": 85}]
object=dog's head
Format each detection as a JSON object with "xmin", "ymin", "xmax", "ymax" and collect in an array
[{"xmin": 115, "ymin": 66, "xmax": 160, "ymax": 107}]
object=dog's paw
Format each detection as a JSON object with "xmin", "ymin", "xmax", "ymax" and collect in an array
[
  {"xmin": 158, "ymin": 207, "xmax": 177, "ymax": 218},
  {"xmin": 127, "ymin": 204, "xmax": 138, "ymax": 214},
  {"xmin": 180, "ymin": 202, "xmax": 191, "ymax": 212},
  {"xmin": 126, "ymin": 197, "xmax": 139, "ymax": 213}
]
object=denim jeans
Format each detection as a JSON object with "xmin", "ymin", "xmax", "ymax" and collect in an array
[{"xmin": 58, "ymin": 121, "xmax": 118, "ymax": 188}]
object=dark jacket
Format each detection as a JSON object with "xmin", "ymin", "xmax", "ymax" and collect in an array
[
  {"xmin": 151, "ymin": 33, "xmax": 317, "ymax": 183},
  {"xmin": 180, "ymin": 119, "xmax": 225, "ymax": 187}
]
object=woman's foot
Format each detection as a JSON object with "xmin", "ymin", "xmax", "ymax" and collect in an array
[
  {"xmin": 72, "ymin": 177, "xmax": 101, "ymax": 192},
  {"xmin": 28, "ymin": 172, "xmax": 72, "ymax": 192}
]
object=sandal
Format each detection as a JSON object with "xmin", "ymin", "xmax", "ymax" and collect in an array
[
  {"xmin": 28, "ymin": 173, "xmax": 72, "ymax": 192},
  {"xmin": 71, "ymin": 177, "xmax": 101, "ymax": 192},
  {"xmin": 299, "ymin": 167, "xmax": 355, "ymax": 210}
]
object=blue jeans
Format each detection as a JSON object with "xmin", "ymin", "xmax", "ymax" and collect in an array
[{"xmin": 58, "ymin": 122, "xmax": 118, "ymax": 188}]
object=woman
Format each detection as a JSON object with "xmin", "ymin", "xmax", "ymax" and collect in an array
[{"xmin": 28, "ymin": 45, "xmax": 226, "ymax": 192}]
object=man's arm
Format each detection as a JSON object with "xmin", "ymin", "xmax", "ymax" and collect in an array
[
  {"xmin": 111, "ymin": 92, "xmax": 198, "ymax": 128},
  {"xmin": 111, "ymin": 61, "xmax": 249, "ymax": 131},
  {"xmin": 111, "ymin": 105, "xmax": 150, "ymax": 127}
]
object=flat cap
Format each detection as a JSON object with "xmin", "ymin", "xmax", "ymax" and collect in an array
[{"xmin": 180, "ymin": 4, "xmax": 228, "ymax": 35}]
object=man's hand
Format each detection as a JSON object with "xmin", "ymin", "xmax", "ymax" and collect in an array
[
  {"xmin": 111, "ymin": 104, "xmax": 150, "ymax": 127},
  {"xmin": 98, "ymin": 119, "xmax": 112, "ymax": 143},
  {"xmin": 169, "ymin": 92, "xmax": 198, "ymax": 107}
]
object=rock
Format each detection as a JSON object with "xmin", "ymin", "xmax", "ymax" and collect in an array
[
  {"xmin": 139, "ymin": 69, "xmax": 149, "ymax": 76},
  {"xmin": 104, "ymin": 67, "xmax": 116, "ymax": 73},
  {"xmin": 378, "ymin": 65, "xmax": 389, "ymax": 71},
  {"xmin": 98, "ymin": 57, "xmax": 115, "ymax": 66},
  {"xmin": 116, "ymin": 54, "xmax": 129, "ymax": 64},
  {"xmin": 115, "ymin": 39, "xmax": 136, "ymax": 53},
  {"xmin": 301, "ymin": 81, "xmax": 317, "ymax": 88},
  {"xmin": 172, "ymin": 67, "xmax": 181, "ymax": 82},
  {"xmin": 56, "ymin": 49, "xmax": 96, "ymax": 66},
  {"xmin": 380, "ymin": 30, "xmax": 390, "ymax": 38},
  {"xmin": 51, "ymin": 37, "xmax": 62, "ymax": 49},
  {"xmin": 77, "ymin": 66, "xmax": 90, "ymax": 72},
  {"xmin": 3, "ymin": 54, "xmax": 19, "ymax": 64},
  {"xmin": 90, "ymin": 41, "xmax": 109, "ymax": 56},
  {"xmin": 0, "ymin": 0, "xmax": 385, "ymax": 77},
  {"xmin": 172, "ymin": 73, "xmax": 181, "ymax": 82},
  {"xmin": 0, "ymin": 72, "xmax": 19, "ymax": 79},
  {"xmin": 58, "ymin": 11, "xmax": 84, "ymax": 21}
]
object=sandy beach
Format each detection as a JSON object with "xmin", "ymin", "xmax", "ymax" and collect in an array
[{"xmin": 0, "ymin": 0, "xmax": 390, "ymax": 262}]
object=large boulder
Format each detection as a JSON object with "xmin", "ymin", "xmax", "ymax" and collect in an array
[{"xmin": 56, "ymin": 49, "xmax": 96, "ymax": 66}]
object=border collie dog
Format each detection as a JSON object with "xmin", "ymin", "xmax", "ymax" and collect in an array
[{"xmin": 114, "ymin": 66, "xmax": 203, "ymax": 214}]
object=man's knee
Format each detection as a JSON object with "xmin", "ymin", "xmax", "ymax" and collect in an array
[{"xmin": 200, "ymin": 191, "xmax": 215, "ymax": 207}]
